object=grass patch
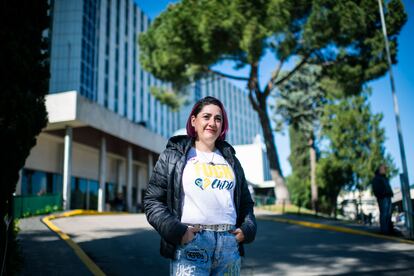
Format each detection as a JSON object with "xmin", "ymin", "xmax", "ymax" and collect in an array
[
  {"xmin": 21, "ymin": 204, "xmax": 62, "ymax": 218},
  {"xmin": 260, "ymin": 204, "xmax": 315, "ymax": 214},
  {"xmin": 258, "ymin": 204, "xmax": 342, "ymax": 221}
]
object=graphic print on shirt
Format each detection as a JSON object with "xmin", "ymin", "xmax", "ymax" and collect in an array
[
  {"xmin": 181, "ymin": 147, "xmax": 237, "ymax": 225},
  {"xmin": 193, "ymin": 162, "xmax": 235, "ymax": 191}
]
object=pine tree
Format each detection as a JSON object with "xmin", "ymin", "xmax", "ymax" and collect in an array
[
  {"xmin": 274, "ymin": 65, "xmax": 325, "ymax": 211},
  {"xmin": 318, "ymin": 90, "xmax": 396, "ymax": 214},
  {"xmin": 286, "ymin": 127, "xmax": 311, "ymax": 210}
]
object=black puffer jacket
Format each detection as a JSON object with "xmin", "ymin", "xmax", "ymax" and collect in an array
[
  {"xmin": 372, "ymin": 174, "xmax": 394, "ymax": 199},
  {"xmin": 144, "ymin": 135, "xmax": 257, "ymax": 259}
]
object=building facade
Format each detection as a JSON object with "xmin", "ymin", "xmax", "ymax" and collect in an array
[
  {"xmin": 17, "ymin": 0, "xmax": 263, "ymax": 213},
  {"xmin": 49, "ymin": 0, "xmax": 180, "ymax": 136}
]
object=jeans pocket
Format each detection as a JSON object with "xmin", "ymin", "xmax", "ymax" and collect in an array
[
  {"xmin": 183, "ymin": 232, "xmax": 199, "ymax": 246},
  {"xmin": 231, "ymin": 233, "xmax": 238, "ymax": 244}
]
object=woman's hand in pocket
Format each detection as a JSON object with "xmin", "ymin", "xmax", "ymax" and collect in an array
[
  {"xmin": 231, "ymin": 228, "xmax": 245, "ymax": 243},
  {"xmin": 181, "ymin": 226, "xmax": 200, "ymax": 245}
]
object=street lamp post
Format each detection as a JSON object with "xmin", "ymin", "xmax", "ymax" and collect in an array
[{"xmin": 377, "ymin": 0, "xmax": 413, "ymax": 239}]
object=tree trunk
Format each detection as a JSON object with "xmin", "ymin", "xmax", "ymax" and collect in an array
[
  {"xmin": 246, "ymin": 63, "xmax": 290, "ymax": 204},
  {"xmin": 308, "ymin": 137, "xmax": 318, "ymax": 211},
  {"xmin": 255, "ymin": 99, "xmax": 290, "ymax": 204}
]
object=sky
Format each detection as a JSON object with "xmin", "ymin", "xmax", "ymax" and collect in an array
[{"xmin": 135, "ymin": 0, "xmax": 413, "ymax": 189}]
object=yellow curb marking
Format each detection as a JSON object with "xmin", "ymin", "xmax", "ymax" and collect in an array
[
  {"xmin": 259, "ymin": 216, "xmax": 414, "ymax": 245},
  {"xmin": 42, "ymin": 210, "xmax": 128, "ymax": 276}
]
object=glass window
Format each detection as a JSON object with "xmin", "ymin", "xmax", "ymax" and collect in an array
[
  {"xmin": 71, "ymin": 177, "xmax": 87, "ymax": 209},
  {"xmin": 105, "ymin": 182, "xmax": 116, "ymax": 203},
  {"xmin": 88, "ymin": 180, "xmax": 99, "ymax": 210},
  {"xmin": 21, "ymin": 169, "xmax": 51, "ymax": 196},
  {"xmin": 21, "ymin": 169, "xmax": 39, "ymax": 195},
  {"xmin": 52, "ymin": 173, "xmax": 63, "ymax": 194}
]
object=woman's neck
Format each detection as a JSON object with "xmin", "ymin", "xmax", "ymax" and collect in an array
[{"xmin": 194, "ymin": 140, "xmax": 215, "ymax": 152}]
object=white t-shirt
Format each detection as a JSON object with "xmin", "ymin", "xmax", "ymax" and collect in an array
[{"xmin": 180, "ymin": 147, "xmax": 237, "ymax": 225}]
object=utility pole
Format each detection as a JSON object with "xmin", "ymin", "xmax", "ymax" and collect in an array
[{"xmin": 377, "ymin": 0, "xmax": 413, "ymax": 239}]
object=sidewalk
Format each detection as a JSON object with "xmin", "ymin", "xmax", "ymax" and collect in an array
[
  {"xmin": 17, "ymin": 216, "xmax": 92, "ymax": 276},
  {"xmin": 254, "ymin": 207, "xmax": 412, "ymax": 243}
]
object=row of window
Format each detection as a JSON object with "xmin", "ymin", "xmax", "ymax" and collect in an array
[
  {"xmin": 80, "ymin": 0, "xmax": 99, "ymax": 100},
  {"xmin": 20, "ymin": 168, "xmax": 146, "ymax": 211}
]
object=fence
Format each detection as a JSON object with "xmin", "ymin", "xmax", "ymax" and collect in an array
[
  {"xmin": 254, "ymin": 195, "xmax": 276, "ymax": 206},
  {"xmin": 13, "ymin": 194, "xmax": 62, "ymax": 218}
]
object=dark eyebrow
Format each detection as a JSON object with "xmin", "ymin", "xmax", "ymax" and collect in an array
[{"xmin": 200, "ymin": 112, "xmax": 222, "ymax": 118}]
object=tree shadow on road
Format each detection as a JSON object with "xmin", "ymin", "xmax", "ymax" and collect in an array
[
  {"xmin": 242, "ymin": 218, "xmax": 414, "ymax": 276},
  {"xmin": 77, "ymin": 228, "xmax": 169, "ymax": 275}
]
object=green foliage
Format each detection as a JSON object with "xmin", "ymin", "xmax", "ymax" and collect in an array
[
  {"xmin": 150, "ymin": 86, "xmax": 186, "ymax": 111},
  {"xmin": 0, "ymin": 1, "xmax": 49, "ymax": 274},
  {"xmin": 285, "ymin": 127, "xmax": 311, "ymax": 209},
  {"xmin": 21, "ymin": 205, "xmax": 62, "ymax": 218},
  {"xmin": 274, "ymin": 65, "xmax": 325, "ymax": 137},
  {"xmin": 321, "ymin": 90, "xmax": 396, "ymax": 189},
  {"xmin": 288, "ymin": 127, "xmax": 311, "ymax": 178},
  {"xmin": 274, "ymin": 65, "xmax": 326, "ymax": 209},
  {"xmin": 140, "ymin": 0, "xmax": 406, "ymax": 94},
  {"xmin": 139, "ymin": 0, "xmax": 406, "ymax": 202},
  {"xmin": 286, "ymin": 173, "xmax": 311, "ymax": 209},
  {"xmin": 317, "ymin": 90, "xmax": 396, "ymax": 213},
  {"xmin": 317, "ymin": 155, "xmax": 353, "ymax": 214},
  {"xmin": 0, "ymin": 0, "xmax": 49, "ymax": 205}
]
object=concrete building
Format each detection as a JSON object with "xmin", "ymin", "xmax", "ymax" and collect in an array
[
  {"xmin": 233, "ymin": 135, "xmax": 275, "ymax": 204},
  {"xmin": 16, "ymin": 0, "xmax": 263, "ymax": 213}
]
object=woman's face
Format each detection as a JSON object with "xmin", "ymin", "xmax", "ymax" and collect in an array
[{"xmin": 191, "ymin": 104, "xmax": 223, "ymax": 144}]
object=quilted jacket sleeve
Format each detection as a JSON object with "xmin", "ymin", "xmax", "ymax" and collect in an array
[{"xmin": 144, "ymin": 149, "xmax": 187, "ymax": 245}]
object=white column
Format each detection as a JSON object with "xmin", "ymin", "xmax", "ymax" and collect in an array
[
  {"xmin": 148, "ymin": 153, "xmax": 153, "ymax": 180},
  {"xmin": 126, "ymin": 146, "xmax": 133, "ymax": 212},
  {"xmin": 146, "ymin": 153, "xmax": 153, "ymax": 211},
  {"xmin": 63, "ymin": 126, "xmax": 73, "ymax": 210},
  {"xmin": 15, "ymin": 169, "xmax": 23, "ymax": 195},
  {"xmin": 86, "ymin": 180, "xmax": 90, "ymax": 210},
  {"xmin": 98, "ymin": 137, "xmax": 107, "ymax": 212},
  {"xmin": 136, "ymin": 166, "xmax": 143, "ymax": 211},
  {"xmin": 117, "ymin": 160, "xmax": 123, "ymax": 194}
]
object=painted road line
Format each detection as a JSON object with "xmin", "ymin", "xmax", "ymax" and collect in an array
[
  {"xmin": 259, "ymin": 216, "xmax": 414, "ymax": 245},
  {"xmin": 42, "ymin": 210, "xmax": 127, "ymax": 276}
]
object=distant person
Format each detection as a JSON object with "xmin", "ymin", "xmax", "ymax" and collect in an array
[
  {"xmin": 367, "ymin": 212, "xmax": 373, "ymax": 226},
  {"xmin": 113, "ymin": 193, "xmax": 125, "ymax": 212},
  {"xmin": 372, "ymin": 164, "xmax": 394, "ymax": 234},
  {"xmin": 144, "ymin": 96, "xmax": 256, "ymax": 275}
]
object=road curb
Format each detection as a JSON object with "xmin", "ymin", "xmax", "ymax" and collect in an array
[
  {"xmin": 42, "ymin": 210, "xmax": 127, "ymax": 276},
  {"xmin": 258, "ymin": 216, "xmax": 414, "ymax": 245}
]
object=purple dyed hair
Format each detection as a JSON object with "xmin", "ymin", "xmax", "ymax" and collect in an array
[{"xmin": 185, "ymin": 96, "xmax": 229, "ymax": 141}]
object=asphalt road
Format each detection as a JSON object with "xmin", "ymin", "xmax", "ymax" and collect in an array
[{"xmin": 53, "ymin": 213, "xmax": 414, "ymax": 276}]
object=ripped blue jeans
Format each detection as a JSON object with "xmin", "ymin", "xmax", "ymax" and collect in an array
[{"xmin": 170, "ymin": 230, "xmax": 241, "ymax": 276}]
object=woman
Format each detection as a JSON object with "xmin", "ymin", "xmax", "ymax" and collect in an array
[{"xmin": 144, "ymin": 96, "xmax": 256, "ymax": 275}]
